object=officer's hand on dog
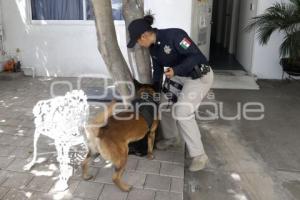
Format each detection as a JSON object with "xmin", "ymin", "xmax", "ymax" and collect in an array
[{"xmin": 165, "ymin": 67, "xmax": 174, "ymax": 79}]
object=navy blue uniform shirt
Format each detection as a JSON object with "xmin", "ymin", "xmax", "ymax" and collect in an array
[{"xmin": 150, "ymin": 28, "xmax": 208, "ymax": 90}]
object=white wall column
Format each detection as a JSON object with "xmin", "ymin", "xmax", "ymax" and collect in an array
[
  {"xmin": 228, "ymin": 0, "xmax": 240, "ymax": 54},
  {"xmin": 223, "ymin": 0, "xmax": 233, "ymax": 48},
  {"xmin": 236, "ymin": 0, "xmax": 257, "ymax": 73},
  {"xmin": 216, "ymin": 0, "xmax": 225, "ymax": 44}
]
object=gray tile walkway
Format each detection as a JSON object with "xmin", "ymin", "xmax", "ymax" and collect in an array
[
  {"xmin": 1, "ymin": 172, "xmax": 33, "ymax": 189},
  {"xmin": 144, "ymin": 174, "xmax": 171, "ymax": 192},
  {"xmin": 73, "ymin": 181, "xmax": 104, "ymax": 199},
  {"xmin": 0, "ymin": 187, "xmax": 9, "ymax": 199},
  {"xmin": 25, "ymin": 176, "xmax": 56, "ymax": 193},
  {"xmin": 136, "ymin": 159, "xmax": 161, "ymax": 175},
  {"xmin": 0, "ymin": 73, "xmax": 185, "ymax": 200},
  {"xmin": 127, "ymin": 188, "xmax": 155, "ymax": 200}
]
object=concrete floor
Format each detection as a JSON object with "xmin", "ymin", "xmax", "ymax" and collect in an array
[
  {"xmin": 0, "ymin": 73, "xmax": 184, "ymax": 200},
  {"xmin": 1, "ymin": 72, "xmax": 300, "ymax": 200},
  {"xmin": 185, "ymin": 80, "xmax": 300, "ymax": 200}
]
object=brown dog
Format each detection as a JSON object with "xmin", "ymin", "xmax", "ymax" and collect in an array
[{"xmin": 82, "ymin": 80, "xmax": 159, "ymax": 192}]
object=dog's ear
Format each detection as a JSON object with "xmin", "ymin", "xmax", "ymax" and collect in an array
[{"xmin": 133, "ymin": 79, "xmax": 142, "ymax": 90}]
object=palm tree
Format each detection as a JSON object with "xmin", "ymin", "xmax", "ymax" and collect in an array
[{"xmin": 246, "ymin": 0, "xmax": 300, "ymax": 60}]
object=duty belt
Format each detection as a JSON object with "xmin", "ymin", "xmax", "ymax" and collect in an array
[{"xmin": 190, "ymin": 64, "xmax": 211, "ymax": 79}]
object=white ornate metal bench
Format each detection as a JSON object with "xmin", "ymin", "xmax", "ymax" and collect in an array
[{"xmin": 24, "ymin": 90, "xmax": 89, "ymax": 191}]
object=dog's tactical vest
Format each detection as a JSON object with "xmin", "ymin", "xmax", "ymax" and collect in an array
[
  {"xmin": 131, "ymin": 96, "xmax": 158, "ymax": 128},
  {"xmin": 128, "ymin": 95, "xmax": 158, "ymax": 157}
]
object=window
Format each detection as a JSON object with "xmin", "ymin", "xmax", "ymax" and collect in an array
[
  {"xmin": 31, "ymin": 0, "xmax": 84, "ymax": 20},
  {"xmin": 111, "ymin": 0, "xmax": 123, "ymax": 21},
  {"xmin": 31, "ymin": 0, "xmax": 124, "ymax": 21},
  {"xmin": 85, "ymin": 0, "xmax": 124, "ymax": 20}
]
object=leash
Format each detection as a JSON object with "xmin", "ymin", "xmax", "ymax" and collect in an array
[{"xmin": 165, "ymin": 78, "xmax": 172, "ymax": 109}]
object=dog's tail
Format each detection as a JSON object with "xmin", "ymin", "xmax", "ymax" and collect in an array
[{"xmin": 92, "ymin": 99, "xmax": 117, "ymax": 127}]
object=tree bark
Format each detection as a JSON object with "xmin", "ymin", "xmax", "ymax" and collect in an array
[
  {"xmin": 122, "ymin": 0, "xmax": 152, "ymax": 84},
  {"xmin": 92, "ymin": 0, "xmax": 133, "ymax": 104}
]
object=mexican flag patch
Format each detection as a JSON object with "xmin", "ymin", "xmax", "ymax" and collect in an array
[{"xmin": 179, "ymin": 38, "xmax": 191, "ymax": 49}]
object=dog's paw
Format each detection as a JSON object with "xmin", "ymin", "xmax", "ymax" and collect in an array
[
  {"xmin": 147, "ymin": 154, "xmax": 155, "ymax": 160},
  {"xmin": 83, "ymin": 175, "xmax": 93, "ymax": 181},
  {"xmin": 122, "ymin": 185, "xmax": 132, "ymax": 192}
]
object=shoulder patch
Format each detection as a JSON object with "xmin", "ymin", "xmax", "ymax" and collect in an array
[{"xmin": 179, "ymin": 38, "xmax": 191, "ymax": 49}]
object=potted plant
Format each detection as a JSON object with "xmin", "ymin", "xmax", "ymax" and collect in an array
[{"xmin": 246, "ymin": 0, "xmax": 300, "ymax": 77}]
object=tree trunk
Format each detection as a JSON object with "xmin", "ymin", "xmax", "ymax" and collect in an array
[
  {"xmin": 122, "ymin": 0, "xmax": 152, "ymax": 84},
  {"xmin": 92, "ymin": 0, "xmax": 133, "ymax": 104}
]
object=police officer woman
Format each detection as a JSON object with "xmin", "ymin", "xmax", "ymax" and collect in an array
[{"xmin": 127, "ymin": 15, "xmax": 214, "ymax": 171}]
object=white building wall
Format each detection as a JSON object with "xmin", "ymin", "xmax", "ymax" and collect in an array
[
  {"xmin": 0, "ymin": 0, "xmax": 3, "ymax": 41},
  {"xmin": 2, "ymin": 0, "xmax": 289, "ymax": 79},
  {"xmin": 0, "ymin": 1, "xmax": 2, "ymax": 24},
  {"xmin": 145, "ymin": 0, "xmax": 192, "ymax": 33},
  {"xmin": 1, "ymin": 0, "xmax": 109, "ymax": 77},
  {"xmin": 0, "ymin": 0, "xmax": 192, "ymax": 77},
  {"xmin": 236, "ymin": 0, "xmax": 257, "ymax": 73},
  {"xmin": 237, "ymin": 0, "xmax": 290, "ymax": 79},
  {"xmin": 251, "ymin": 0, "xmax": 289, "ymax": 79}
]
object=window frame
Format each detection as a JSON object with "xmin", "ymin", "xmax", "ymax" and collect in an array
[{"xmin": 28, "ymin": 0, "xmax": 125, "ymax": 26}]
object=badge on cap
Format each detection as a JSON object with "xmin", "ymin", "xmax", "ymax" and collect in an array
[
  {"xmin": 179, "ymin": 38, "xmax": 191, "ymax": 49},
  {"xmin": 164, "ymin": 45, "xmax": 172, "ymax": 54}
]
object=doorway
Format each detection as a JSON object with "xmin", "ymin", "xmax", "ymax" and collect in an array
[
  {"xmin": 209, "ymin": 0, "xmax": 243, "ymax": 70},
  {"xmin": 191, "ymin": 0, "xmax": 258, "ymax": 71},
  {"xmin": 191, "ymin": 0, "xmax": 260, "ymax": 90}
]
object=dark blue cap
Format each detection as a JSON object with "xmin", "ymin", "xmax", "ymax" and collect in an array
[{"xmin": 127, "ymin": 18, "xmax": 152, "ymax": 48}]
